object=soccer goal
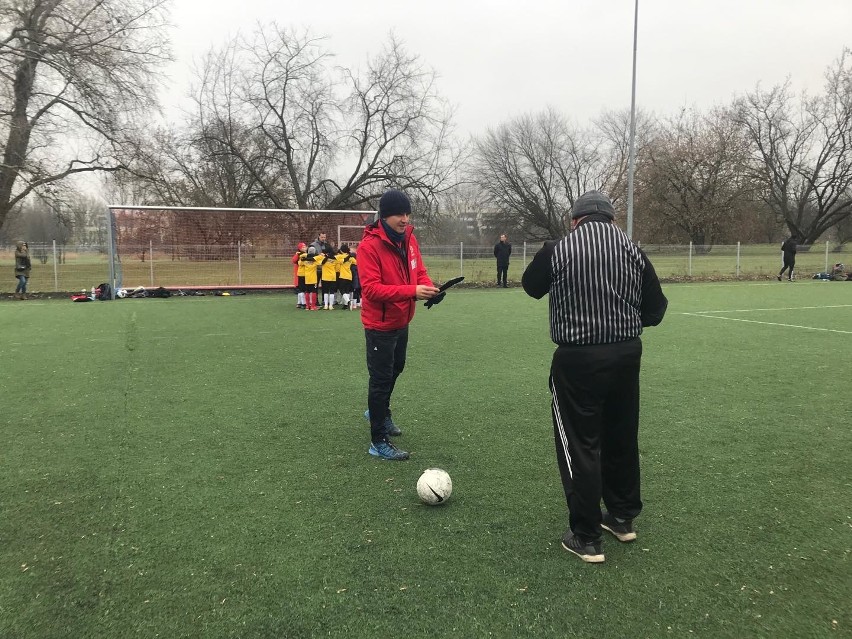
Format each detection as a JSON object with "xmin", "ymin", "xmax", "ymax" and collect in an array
[
  {"xmin": 337, "ymin": 224, "xmax": 372, "ymax": 249},
  {"xmin": 107, "ymin": 206, "xmax": 374, "ymax": 291}
]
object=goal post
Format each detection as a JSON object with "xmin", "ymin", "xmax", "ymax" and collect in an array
[
  {"xmin": 337, "ymin": 224, "xmax": 373, "ymax": 249},
  {"xmin": 107, "ymin": 205, "xmax": 375, "ymax": 291}
]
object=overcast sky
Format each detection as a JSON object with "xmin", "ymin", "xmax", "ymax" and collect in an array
[{"xmin": 163, "ymin": 0, "xmax": 851, "ymax": 136}]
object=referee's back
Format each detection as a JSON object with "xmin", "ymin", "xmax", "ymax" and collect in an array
[{"xmin": 522, "ymin": 194, "xmax": 667, "ymax": 345}]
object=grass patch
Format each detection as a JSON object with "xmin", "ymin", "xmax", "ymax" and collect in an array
[{"xmin": 0, "ymin": 283, "xmax": 849, "ymax": 637}]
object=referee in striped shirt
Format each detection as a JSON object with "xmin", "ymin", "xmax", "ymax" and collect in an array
[{"xmin": 522, "ymin": 190, "xmax": 667, "ymax": 564}]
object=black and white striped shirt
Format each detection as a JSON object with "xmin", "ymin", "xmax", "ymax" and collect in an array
[{"xmin": 522, "ymin": 220, "xmax": 667, "ymax": 345}]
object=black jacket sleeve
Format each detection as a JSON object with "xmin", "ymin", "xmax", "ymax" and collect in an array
[
  {"xmin": 522, "ymin": 241, "xmax": 557, "ymax": 299},
  {"xmin": 639, "ymin": 249, "xmax": 667, "ymax": 327}
]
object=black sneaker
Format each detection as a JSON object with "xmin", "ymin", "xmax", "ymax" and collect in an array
[
  {"xmin": 601, "ymin": 512, "xmax": 637, "ymax": 542},
  {"xmin": 561, "ymin": 531, "xmax": 604, "ymax": 563},
  {"xmin": 776, "ymin": 275, "xmax": 782, "ymax": 281},
  {"xmin": 364, "ymin": 410, "xmax": 402, "ymax": 437}
]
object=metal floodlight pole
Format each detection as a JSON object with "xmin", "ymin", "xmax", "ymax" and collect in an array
[{"xmin": 626, "ymin": 0, "xmax": 639, "ymax": 240}]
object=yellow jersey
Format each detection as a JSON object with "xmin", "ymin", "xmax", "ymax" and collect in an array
[
  {"xmin": 337, "ymin": 253, "xmax": 356, "ymax": 280},
  {"xmin": 321, "ymin": 255, "xmax": 338, "ymax": 282},
  {"xmin": 299, "ymin": 254, "xmax": 324, "ymax": 285}
]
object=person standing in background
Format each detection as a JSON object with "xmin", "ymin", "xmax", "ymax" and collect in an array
[
  {"xmin": 777, "ymin": 235, "xmax": 798, "ymax": 281},
  {"xmin": 320, "ymin": 246, "xmax": 339, "ymax": 309},
  {"xmin": 310, "ymin": 232, "xmax": 329, "ymax": 297},
  {"xmin": 292, "ymin": 242, "xmax": 307, "ymax": 308},
  {"xmin": 14, "ymin": 241, "xmax": 31, "ymax": 300},
  {"xmin": 336, "ymin": 244, "xmax": 356, "ymax": 309},
  {"xmin": 494, "ymin": 234, "xmax": 512, "ymax": 288}
]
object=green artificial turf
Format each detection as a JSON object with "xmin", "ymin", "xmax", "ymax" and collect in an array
[{"xmin": 0, "ymin": 283, "xmax": 849, "ymax": 638}]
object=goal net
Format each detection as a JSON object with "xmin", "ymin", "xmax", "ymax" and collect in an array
[
  {"xmin": 107, "ymin": 206, "xmax": 374, "ymax": 290},
  {"xmin": 337, "ymin": 225, "xmax": 370, "ymax": 250}
]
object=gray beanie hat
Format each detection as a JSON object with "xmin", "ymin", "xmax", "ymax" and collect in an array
[{"xmin": 571, "ymin": 191, "xmax": 615, "ymax": 220}]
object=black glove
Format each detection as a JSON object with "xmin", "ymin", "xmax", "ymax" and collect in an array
[{"xmin": 424, "ymin": 291, "xmax": 446, "ymax": 309}]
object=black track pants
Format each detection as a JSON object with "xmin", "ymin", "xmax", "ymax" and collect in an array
[
  {"xmin": 365, "ymin": 327, "xmax": 408, "ymax": 443},
  {"xmin": 549, "ymin": 338, "xmax": 643, "ymax": 542}
]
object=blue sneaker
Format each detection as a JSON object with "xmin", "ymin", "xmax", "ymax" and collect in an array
[
  {"xmin": 364, "ymin": 409, "xmax": 402, "ymax": 437},
  {"xmin": 368, "ymin": 440, "xmax": 410, "ymax": 461}
]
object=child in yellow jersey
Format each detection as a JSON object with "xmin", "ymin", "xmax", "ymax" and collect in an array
[
  {"xmin": 336, "ymin": 244, "xmax": 357, "ymax": 309},
  {"xmin": 320, "ymin": 248, "xmax": 339, "ymax": 310},
  {"xmin": 299, "ymin": 247, "xmax": 326, "ymax": 310},
  {"xmin": 293, "ymin": 242, "xmax": 307, "ymax": 308}
]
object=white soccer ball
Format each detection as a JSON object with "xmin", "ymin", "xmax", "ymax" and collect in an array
[{"xmin": 416, "ymin": 468, "xmax": 452, "ymax": 505}]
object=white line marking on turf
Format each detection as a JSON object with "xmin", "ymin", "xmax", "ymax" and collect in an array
[
  {"xmin": 668, "ymin": 282, "xmax": 795, "ymax": 288},
  {"xmin": 684, "ymin": 304, "xmax": 852, "ymax": 314},
  {"xmin": 682, "ymin": 313, "xmax": 852, "ymax": 334}
]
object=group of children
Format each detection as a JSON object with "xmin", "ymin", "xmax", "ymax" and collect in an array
[{"xmin": 291, "ymin": 243, "xmax": 362, "ymax": 310}]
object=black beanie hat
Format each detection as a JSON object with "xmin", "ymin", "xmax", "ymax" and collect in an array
[
  {"xmin": 571, "ymin": 190, "xmax": 615, "ymax": 220},
  {"xmin": 379, "ymin": 189, "xmax": 411, "ymax": 218}
]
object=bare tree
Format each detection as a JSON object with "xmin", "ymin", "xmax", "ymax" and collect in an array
[
  {"xmin": 593, "ymin": 107, "xmax": 656, "ymax": 211},
  {"xmin": 734, "ymin": 49, "xmax": 852, "ymax": 244},
  {"xmin": 834, "ymin": 208, "xmax": 852, "ymax": 245},
  {"xmin": 424, "ymin": 182, "xmax": 491, "ymax": 243},
  {"xmin": 137, "ymin": 27, "xmax": 462, "ymax": 213},
  {"xmin": 0, "ymin": 0, "xmax": 171, "ymax": 230},
  {"xmin": 1, "ymin": 194, "xmax": 68, "ymax": 259},
  {"xmin": 638, "ymin": 106, "xmax": 754, "ymax": 247},
  {"xmin": 472, "ymin": 108, "xmax": 607, "ymax": 241},
  {"xmin": 132, "ymin": 122, "xmax": 277, "ymax": 209},
  {"xmin": 328, "ymin": 34, "xmax": 462, "ymax": 209}
]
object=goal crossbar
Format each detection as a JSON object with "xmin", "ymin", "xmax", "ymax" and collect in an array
[{"xmin": 107, "ymin": 205, "xmax": 375, "ymax": 215}]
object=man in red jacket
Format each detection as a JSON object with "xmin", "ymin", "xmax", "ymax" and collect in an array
[{"xmin": 358, "ymin": 189, "xmax": 440, "ymax": 460}]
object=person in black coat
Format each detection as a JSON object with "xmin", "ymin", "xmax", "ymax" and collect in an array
[
  {"xmin": 14, "ymin": 240, "xmax": 32, "ymax": 299},
  {"xmin": 493, "ymin": 234, "xmax": 512, "ymax": 288},
  {"xmin": 777, "ymin": 236, "xmax": 798, "ymax": 281}
]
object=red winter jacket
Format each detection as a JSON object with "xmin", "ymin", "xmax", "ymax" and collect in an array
[
  {"xmin": 358, "ymin": 222, "xmax": 434, "ymax": 331},
  {"xmin": 291, "ymin": 251, "xmax": 301, "ymax": 286}
]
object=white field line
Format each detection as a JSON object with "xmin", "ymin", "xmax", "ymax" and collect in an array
[
  {"xmin": 685, "ymin": 304, "xmax": 852, "ymax": 314},
  {"xmin": 667, "ymin": 282, "xmax": 794, "ymax": 288},
  {"xmin": 682, "ymin": 313, "xmax": 852, "ymax": 335}
]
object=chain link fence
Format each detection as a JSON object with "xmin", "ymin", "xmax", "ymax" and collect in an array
[{"xmin": 2, "ymin": 241, "xmax": 850, "ymax": 294}]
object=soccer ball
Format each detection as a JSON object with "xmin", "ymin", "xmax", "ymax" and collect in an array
[{"xmin": 416, "ymin": 468, "xmax": 452, "ymax": 505}]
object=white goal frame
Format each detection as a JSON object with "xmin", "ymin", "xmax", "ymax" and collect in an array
[
  {"xmin": 107, "ymin": 205, "xmax": 375, "ymax": 293},
  {"xmin": 338, "ymin": 224, "xmax": 373, "ymax": 248}
]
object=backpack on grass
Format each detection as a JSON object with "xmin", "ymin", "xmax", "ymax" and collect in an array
[{"xmin": 96, "ymin": 283, "xmax": 112, "ymax": 300}]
